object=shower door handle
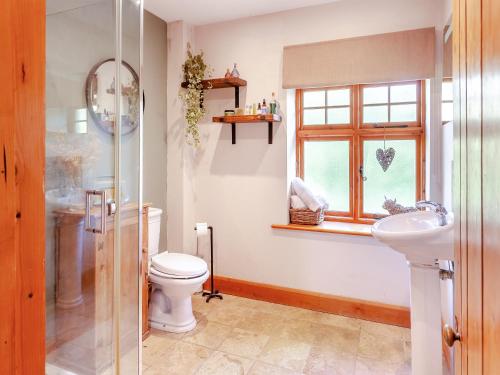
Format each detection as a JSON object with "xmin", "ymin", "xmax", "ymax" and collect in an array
[{"xmin": 85, "ymin": 190, "xmax": 107, "ymax": 234}]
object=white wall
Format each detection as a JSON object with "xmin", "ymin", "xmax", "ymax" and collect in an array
[
  {"xmin": 144, "ymin": 11, "xmax": 168, "ymax": 249},
  {"xmin": 165, "ymin": 21, "xmax": 198, "ymax": 256},
  {"xmin": 166, "ymin": 0, "xmax": 446, "ymax": 307}
]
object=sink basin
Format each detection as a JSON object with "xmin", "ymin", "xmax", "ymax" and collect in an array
[
  {"xmin": 46, "ymin": 188, "xmax": 86, "ymax": 210},
  {"xmin": 372, "ymin": 210, "xmax": 454, "ymax": 265}
]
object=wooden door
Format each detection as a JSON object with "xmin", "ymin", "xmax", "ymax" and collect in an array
[
  {"xmin": 0, "ymin": 0, "xmax": 46, "ymax": 373},
  {"xmin": 453, "ymin": 0, "xmax": 500, "ymax": 373}
]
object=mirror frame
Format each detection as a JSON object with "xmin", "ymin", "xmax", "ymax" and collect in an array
[{"xmin": 85, "ymin": 58, "xmax": 140, "ymax": 136}]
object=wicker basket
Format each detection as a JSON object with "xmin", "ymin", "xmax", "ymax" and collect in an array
[{"xmin": 289, "ymin": 208, "xmax": 325, "ymax": 225}]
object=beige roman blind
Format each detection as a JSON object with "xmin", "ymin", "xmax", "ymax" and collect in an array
[{"xmin": 283, "ymin": 28, "xmax": 435, "ymax": 88}]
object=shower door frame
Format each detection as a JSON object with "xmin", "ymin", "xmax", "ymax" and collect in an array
[
  {"xmin": 0, "ymin": 0, "xmax": 144, "ymax": 373},
  {"xmin": 113, "ymin": 0, "xmax": 145, "ymax": 373}
]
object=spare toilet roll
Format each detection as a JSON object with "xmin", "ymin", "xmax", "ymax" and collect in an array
[
  {"xmin": 195, "ymin": 222, "xmax": 208, "ymax": 236},
  {"xmin": 195, "ymin": 223, "xmax": 209, "ymax": 265}
]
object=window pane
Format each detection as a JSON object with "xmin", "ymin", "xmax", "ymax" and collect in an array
[
  {"xmin": 327, "ymin": 107, "xmax": 350, "ymax": 124},
  {"xmin": 390, "ymin": 104, "xmax": 417, "ymax": 122},
  {"xmin": 303, "ymin": 109, "xmax": 325, "ymax": 125},
  {"xmin": 363, "ymin": 86, "xmax": 388, "ymax": 104},
  {"xmin": 327, "ymin": 89, "xmax": 350, "ymax": 106},
  {"xmin": 304, "ymin": 141, "xmax": 350, "ymax": 212},
  {"xmin": 390, "ymin": 84, "xmax": 417, "ymax": 103},
  {"xmin": 442, "ymin": 102, "xmax": 453, "ymax": 123},
  {"xmin": 303, "ymin": 90, "xmax": 325, "ymax": 107},
  {"xmin": 363, "ymin": 105, "xmax": 388, "ymax": 123},
  {"xmin": 442, "ymin": 81, "xmax": 453, "ymax": 101},
  {"xmin": 363, "ymin": 139, "xmax": 416, "ymax": 215}
]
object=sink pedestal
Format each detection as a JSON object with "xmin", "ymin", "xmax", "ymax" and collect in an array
[
  {"xmin": 409, "ymin": 263, "xmax": 443, "ymax": 375},
  {"xmin": 371, "ymin": 210, "xmax": 453, "ymax": 375},
  {"xmin": 55, "ymin": 214, "xmax": 84, "ymax": 308}
]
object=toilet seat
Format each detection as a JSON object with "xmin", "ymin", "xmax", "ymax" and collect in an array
[
  {"xmin": 150, "ymin": 267, "xmax": 208, "ymax": 280},
  {"xmin": 151, "ymin": 252, "xmax": 208, "ymax": 278}
]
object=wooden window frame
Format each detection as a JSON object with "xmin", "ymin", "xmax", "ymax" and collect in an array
[
  {"xmin": 299, "ymin": 85, "xmax": 356, "ymax": 130},
  {"xmin": 296, "ymin": 81, "xmax": 426, "ymax": 223},
  {"xmin": 359, "ymin": 81, "xmax": 423, "ymax": 128}
]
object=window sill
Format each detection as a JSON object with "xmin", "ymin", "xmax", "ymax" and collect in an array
[{"xmin": 271, "ymin": 221, "xmax": 373, "ymax": 237}]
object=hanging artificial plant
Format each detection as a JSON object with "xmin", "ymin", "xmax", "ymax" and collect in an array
[{"xmin": 179, "ymin": 43, "xmax": 212, "ymax": 146}]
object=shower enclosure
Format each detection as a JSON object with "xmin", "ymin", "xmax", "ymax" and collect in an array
[{"xmin": 45, "ymin": 0, "xmax": 143, "ymax": 373}]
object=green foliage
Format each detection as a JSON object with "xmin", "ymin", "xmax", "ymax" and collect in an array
[{"xmin": 179, "ymin": 43, "xmax": 212, "ymax": 146}]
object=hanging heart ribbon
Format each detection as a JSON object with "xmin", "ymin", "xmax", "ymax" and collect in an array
[
  {"xmin": 376, "ymin": 124, "xmax": 396, "ymax": 172},
  {"xmin": 376, "ymin": 147, "xmax": 395, "ymax": 172}
]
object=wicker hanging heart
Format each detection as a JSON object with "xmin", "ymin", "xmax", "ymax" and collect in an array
[{"xmin": 376, "ymin": 147, "xmax": 395, "ymax": 172}]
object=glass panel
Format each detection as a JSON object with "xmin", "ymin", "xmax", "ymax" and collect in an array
[
  {"xmin": 442, "ymin": 80, "xmax": 453, "ymax": 101},
  {"xmin": 363, "ymin": 105, "xmax": 388, "ymax": 123},
  {"xmin": 327, "ymin": 107, "xmax": 350, "ymax": 124},
  {"xmin": 303, "ymin": 108, "xmax": 326, "ymax": 125},
  {"xmin": 327, "ymin": 88, "xmax": 350, "ymax": 106},
  {"xmin": 363, "ymin": 86, "xmax": 388, "ymax": 104},
  {"xmin": 442, "ymin": 102, "xmax": 454, "ymax": 123},
  {"xmin": 303, "ymin": 90, "xmax": 325, "ymax": 107},
  {"xmin": 363, "ymin": 139, "xmax": 416, "ymax": 215},
  {"xmin": 303, "ymin": 141, "xmax": 350, "ymax": 212},
  {"xmin": 45, "ymin": 0, "xmax": 141, "ymax": 374},
  {"xmin": 390, "ymin": 104, "xmax": 417, "ymax": 122},
  {"xmin": 120, "ymin": 0, "xmax": 141, "ymax": 373},
  {"xmin": 390, "ymin": 84, "xmax": 417, "ymax": 103}
]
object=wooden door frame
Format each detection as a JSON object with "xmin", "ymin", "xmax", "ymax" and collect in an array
[
  {"xmin": 453, "ymin": 0, "xmax": 500, "ymax": 373},
  {"xmin": 452, "ymin": 0, "xmax": 466, "ymax": 373},
  {"xmin": 0, "ymin": 0, "xmax": 46, "ymax": 373}
]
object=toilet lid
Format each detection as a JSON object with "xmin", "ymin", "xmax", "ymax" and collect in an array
[{"xmin": 151, "ymin": 252, "xmax": 208, "ymax": 277}]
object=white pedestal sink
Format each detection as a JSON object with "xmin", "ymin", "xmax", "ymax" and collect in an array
[{"xmin": 372, "ymin": 210, "xmax": 454, "ymax": 375}]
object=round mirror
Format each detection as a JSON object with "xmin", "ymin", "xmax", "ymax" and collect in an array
[{"xmin": 85, "ymin": 59, "xmax": 139, "ymax": 135}]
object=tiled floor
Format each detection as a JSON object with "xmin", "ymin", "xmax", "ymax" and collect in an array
[{"xmin": 143, "ymin": 293, "xmax": 411, "ymax": 375}]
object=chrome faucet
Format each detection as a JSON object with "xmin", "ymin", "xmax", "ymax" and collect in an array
[{"xmin": 416, "ymin": 200, "xmax": 448, "ymax": 226}]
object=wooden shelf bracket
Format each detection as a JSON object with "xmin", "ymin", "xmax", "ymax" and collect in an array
[{"xmin": 230, "ymin": 120, "xmax": 274, "ymax": 145}]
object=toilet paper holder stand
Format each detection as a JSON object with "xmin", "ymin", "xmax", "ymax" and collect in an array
[{"xmin": 194, "ymin": 225, "xmax": 223, "ymax": 303}]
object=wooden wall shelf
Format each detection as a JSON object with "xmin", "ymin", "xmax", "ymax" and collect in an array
[
  {"xmin": 213, "ymin": 114, "xmax": 281, "ymax": 124},
  {"xmin": 182, "ymin": 76, "xmax": 280, "ymax": 145},
  {"xmin": 213, "ymin": 114, "xmax": 282, "ymax": 144},
  {"xmin": 181, "ymin": 77, "xmax": 247, "ymax": 89}
]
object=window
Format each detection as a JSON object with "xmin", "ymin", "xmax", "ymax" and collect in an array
[{"xmin": 296, "ymin": 82, "xmax": 425, "ymax": 223}]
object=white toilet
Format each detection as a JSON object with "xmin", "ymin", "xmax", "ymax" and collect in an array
[{"xmin": 147, "ymin": 208, "xmax": 209, "ymax": 333}]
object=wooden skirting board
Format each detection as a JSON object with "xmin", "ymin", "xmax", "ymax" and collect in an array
[{"xmin": 204, "ymin": 276, "xmax": 410, "ymax": 328}]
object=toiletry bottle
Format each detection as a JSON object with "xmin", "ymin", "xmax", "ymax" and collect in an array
[
  {"xmin": 252, "ymin": 103, "xmax": 257, "ymax": 115},
  {"xmin": 231, "ymin": 63, "xmax": 240, "ymax": 78},
  {"xmin": 261, "ymin": 99, "xmax": 268, "ymax": 114},
  {"xmin": 224, "ymin": 68, "xmax": 231, "ymax": 78},
  {"xmin": 270, "ymin": 92, "xmax": 278, "ymax": 114},
  {"xmin": 257, "ymin": 103, "xmax": 262, "ymax": 115}
]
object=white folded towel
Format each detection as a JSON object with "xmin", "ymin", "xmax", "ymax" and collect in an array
[
  {"xmin": 290, "ymin": 195, "xmax": 307, "ymax": 209},
  {"xmin": 290, "ymin": 194, "xmax": 329, "ymax": 210},
  {"xmin": 291, "ymin": 177, "xmax": 322, "ymax": 212},
  {"xmin": 316, "ymin": 195, "xmax": 329, "ymax": 210}
]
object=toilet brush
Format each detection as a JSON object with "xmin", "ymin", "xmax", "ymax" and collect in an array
[{"xmin": 194, "ymin": 225, "xmax": 223, "ymax": 303}]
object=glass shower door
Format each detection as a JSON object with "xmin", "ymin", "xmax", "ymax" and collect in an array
[{"xmin": 45, "ymin": 0, "xmax": 142, "ymax": 373}]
